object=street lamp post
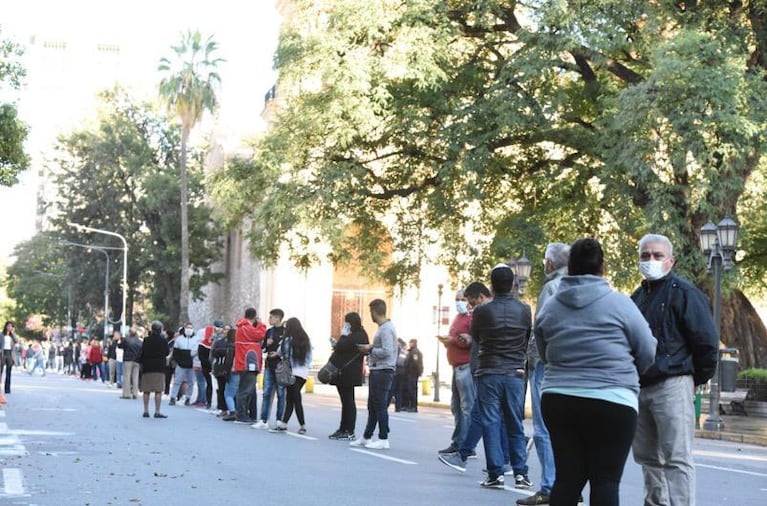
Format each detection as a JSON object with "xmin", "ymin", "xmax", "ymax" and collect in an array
[
  {"xmin": 699, "ymin": 216, "xmax": 739, "ymax": 432},
  {"xmin": 68, "ymin": 223, "xmax": 129, "ymax": 336},
  {"xmin": 508, "ymin": 252, "xmax": 533, "ymax": 295},
  {"xmin": 434, "ymin": 283, "xmax": 443, "ymax": 403}
]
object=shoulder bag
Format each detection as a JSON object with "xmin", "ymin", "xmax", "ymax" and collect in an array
[{"xmin": 275, "ymin": 337, "xmax": 296, "ymax": 386}]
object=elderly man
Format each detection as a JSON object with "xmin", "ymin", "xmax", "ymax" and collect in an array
[
  {"xmin": 518, "ymin": 242, "xmax": 570, "ymax": 506},
  {"xmin": 631, "ymin": 234, "xmax": 718, "ymax": 506}
]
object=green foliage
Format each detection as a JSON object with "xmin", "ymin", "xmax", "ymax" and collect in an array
[
  {"xmin": 39, "ymin": 89, "xmax": 222, "ymax": 327},
  {"xmin": 738, "ymin": 368, "xmax": 767, "ymax": 382},
  {"xmin": 213, "ymin": 0, "xmax": 767, "ymax": 293},
  {"xmin": 0, "ymin": 30, "xmax": 29, "ymax": 186}
]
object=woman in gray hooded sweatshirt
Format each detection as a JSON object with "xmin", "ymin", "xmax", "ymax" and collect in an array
[{"xmin": 534, "ymin": 238, "xmax": 657, "ymax": 506}]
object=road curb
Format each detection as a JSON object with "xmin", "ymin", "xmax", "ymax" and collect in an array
[{"xmin": 694, "ymin": 428, "xmax": 767, "ymax": 447}]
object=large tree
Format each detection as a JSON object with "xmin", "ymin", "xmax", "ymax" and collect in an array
[
  {"xmin": 46, "ymin": 89, "xmax": 221, "ymax": 328},
  {"xmin": 158, "ymin": 30, "xmax": 224, "ymax": 325},
  {"xmin": 215, "ymin": 1, "xmax": 767, "ymax": 366},
  {"xmin": 0, "ymin": 29, "xmax": 29, "ymax": 186}
]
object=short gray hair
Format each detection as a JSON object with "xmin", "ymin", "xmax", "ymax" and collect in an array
[
  {"xmin": 545, "ymin": 242, "xmax": 570, "ymax": 270},
  {"xmin": 638, "ymin": 234, "xmax": 673, "ymax": 256}
]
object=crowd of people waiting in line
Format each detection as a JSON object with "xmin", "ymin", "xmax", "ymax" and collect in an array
[{"xmin": 2, "ymin": 232, "xmax": 719, "ymax": 506}]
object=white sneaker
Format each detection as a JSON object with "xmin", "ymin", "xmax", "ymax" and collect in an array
[
  {"xmin": 349, "ymin": 437, "xmax": 371, "ymax": 447},
  {"xmin": 364, "ymin": 439, "xmax": 390, "ymax": 450},
  {"xmin": 251, "ymin": 420, "xmax": 269, "ymax": 429}
]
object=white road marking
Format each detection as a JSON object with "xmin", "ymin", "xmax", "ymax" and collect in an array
[
  {"xmin": 286, "ymin": 432, "xmax": 317, "ymax": 441},
  {"xmin": 29, "ymin": 408, "xmax": 78, "ymax": 412},
  {"xmin": 697, "ymin": 463, "xmax": 767, "ymax": 477},
  {"xmin": 694, "ymin": 449, "xmax": 767, "ymax": 463},
  {"xmin": 1, "ymin": 469, "xmax": 25, "ymax": 496},
  {"xmin": 9, "ymin": 430, "xmax": 74, "ymax": 437},
  {"xmin": 389, "ymin": 416, "xmax": 416, "ymax": 423},
  {"xmin": 350, "ymin": 448, "xmax": 417, "ymax": 465}
]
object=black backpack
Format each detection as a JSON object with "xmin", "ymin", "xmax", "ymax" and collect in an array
[{"xmin": 211, "ymin": 340, "xmax": 233, "ymax": 378}]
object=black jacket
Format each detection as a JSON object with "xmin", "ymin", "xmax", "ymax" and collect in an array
[
  {"xmin": 631, "ymin": 272, "xmax": 719, "ymax": 387},
  {"xmin": 139, "ymin": 331, "xmax": 170, "ymax": 374},
  {"xmin": 405, "ymin": 347, "xmax": 423, "ymax": 377},
  {"xmin": 263, "ymin": 325, "xmax": 285, "ymax": 371},
  {"xmin": 331, "ymin": 328, "xmax": 368, "ymax": 387},
  {"xmin": 471, "ymin": 293, "xmax": 532, "ymax": 375},
  {"xmin": 120, "ymin": 335, "xmax": 143, "ymax": 362}
]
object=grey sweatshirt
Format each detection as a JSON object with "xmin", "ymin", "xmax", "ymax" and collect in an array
[
  {"xmin": 534, "ymin": 275, "xmax": 657, "ymax": 395},
  {"xmin": 368, "ymin": 320, "xmax": 397, "ymax": 371}
]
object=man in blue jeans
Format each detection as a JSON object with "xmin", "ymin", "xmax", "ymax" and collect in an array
[
  {"xmin": 441, "ymin": 265, "xmax": 532, "ymax": 490},
  {"xmin": 252, "ymin": 309, "xmax": 286, "ymax": 429},
  {"xmin": 517, "ymin": 242, "xmax": 569, "ymax": 505},
  {"xmin": 350, "ymin": 298, "xmax": 397, "ymax": 450}
]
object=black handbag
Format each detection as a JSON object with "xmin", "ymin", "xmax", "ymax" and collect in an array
[
  {"xmin": 275, "ymin": 337, "xmax": 296, "ymax": 386},
  {"xmin": 318, "ymin": 353, "xmax": 360, "ymax": 385}
]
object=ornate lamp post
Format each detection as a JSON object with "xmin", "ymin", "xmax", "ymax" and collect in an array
[
  {"xmin": 508, "ymin": 252, "xmax": 533, "ymax": 295},
  {"xmin": 699, "ymin": 216, "xmax": 739, "ymax": 432},
  {"xmin": 434, "ymin": 283, "xmax": 444, "ymax": 402}
]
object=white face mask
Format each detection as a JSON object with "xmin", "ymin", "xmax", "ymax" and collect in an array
[
  {"xmin": 184, "ymin": 328, "xmax": 194, "ymax": 337},
  {"xmin": 455, "ymin": 300, "xmax": 469, "ymax": 315},
  {"xmin": 639, "ymin": 260, "xmax": 667, "ymax": 281},
  {"xmin": 341, "ymin": 323, "xmax": 351, "ymax": 336}
]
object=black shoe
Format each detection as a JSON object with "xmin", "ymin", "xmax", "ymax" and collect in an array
[
  {"xmin": 514, "ymin": 474, "xmax": 533, "ymax": 489},
  {"xmin": 438, "ymin": 445, "xmax": 458, "ymax": 454},
  {"xmin": 328, "ymin": 430, "xmax": 343, "ymax": 440},
  {"xmin": 438, "ymin": 453, "xmax": 467, "ymax": 473},
  {"xmin": 234, "ymin": 417, "xmax": 255, "ymax": 424},
  {"xmin": 169, "ymin": 398, "xmax": 176, "ymax": 406},
  {"xmin": 480, "ymin": 476, "xmax": 505, "ymax": 489},
  {"xmin": 222, "ymin": 414, "xmax": 236, "ymax": 422},
  {"xmin": 154, "ymin": 413, "xmax": 167, "ymax": 419},
  {"xmin": 337, "ymin": 432, "xmax": 356, "ymax": 441},
  {"xmin": 184, "ymin": 398, "xmax": 191, "ymax": 406},
  {"xmin": 516, "ymin": 491, "xmax": 550, "ymax": 505},
  {"xmin": 142, "ymin": 412, "xmax": 150, "ymax": 418}
]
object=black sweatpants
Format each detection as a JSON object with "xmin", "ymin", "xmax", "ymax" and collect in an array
[{"xmin": 542, "ymin": 393, "xmax": 637, "ymax": 506}]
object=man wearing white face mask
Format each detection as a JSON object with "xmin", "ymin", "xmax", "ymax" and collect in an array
[
  {"xmin": 437, "ymin": 289, "xmax": 475, "ymax": 455},
  {"xmin": 168, "ymin": 323, "xmax": 200, "ymax": 406},
  {"xmin": 630, "ymin": 234, "xmax": 718, "ymax": 506}
]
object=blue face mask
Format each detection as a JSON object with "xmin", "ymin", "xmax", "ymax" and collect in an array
[{"xmin": 455, "ymin": 301, "xmax": 469, "ymax": 314}]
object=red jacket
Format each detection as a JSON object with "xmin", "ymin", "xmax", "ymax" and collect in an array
[
  {"xmin": 234, "ymin": 318, "xmax": 266, "ymax": 372},
  {"xmin": 445, "ymin": 313, "xmax": 472, "ymax": 367},
  {"xmin": 88, "ymin": 344, "xmax": 104, "ymax": 364}
]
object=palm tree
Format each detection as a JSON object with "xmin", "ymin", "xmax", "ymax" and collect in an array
[{"xmin": 158, "ymin": 30, "xmax": 223, "ymax": 324}]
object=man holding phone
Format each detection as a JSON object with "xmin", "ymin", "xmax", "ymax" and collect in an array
[{"xmin": 350, "ymin": 299, "xmax": 397, "ymax": 450}]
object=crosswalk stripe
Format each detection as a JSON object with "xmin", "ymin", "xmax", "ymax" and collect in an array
[
  {"xmin": 2, "ymin": 468, "xmax": 25, "ymax": 495},
  {"xmin": 349, "ymin": 448, "xmax": 417, "ymax": 465}
]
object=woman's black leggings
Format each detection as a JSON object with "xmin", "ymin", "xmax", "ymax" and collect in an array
[
  {"xmin": 542, "ymin": 393, "xmax": 637, "ymax": 506},
  {"xmin": 336, "ymin": 384, "xmax": 356, "ymax": 433},
  {"xmin": 282, "ymin": 377, "xmax": 307, "ymax": 426}
]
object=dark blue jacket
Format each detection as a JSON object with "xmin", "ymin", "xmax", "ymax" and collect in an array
[{"xmin": 631, "ymin": 272, "xmax": 719, "ymax": 387}]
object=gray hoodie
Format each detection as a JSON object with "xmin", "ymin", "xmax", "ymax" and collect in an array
[{"xmin": 534, "ymin": 275, "xmax": 656, "ymax": 395}]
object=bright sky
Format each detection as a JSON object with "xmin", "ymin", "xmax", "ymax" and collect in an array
[{"xmin": 0, "ymin": 0, "xmax": 281, "ymax": 262}]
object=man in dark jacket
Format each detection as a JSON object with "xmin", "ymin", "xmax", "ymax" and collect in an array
[
  {"xmin": 404, "ymin": 339, "xmax": 423, "ymax": 412},
  {"xmin": 120, "ymin": 329, "xmax": 143, "ymax": 399},
  {"xmin": 631, "ymin": 234, "xmax": 718, "ymax": 506},
  {"xmin": 469, "ymin": 264, "xmax": 532, "ymax": 490}
]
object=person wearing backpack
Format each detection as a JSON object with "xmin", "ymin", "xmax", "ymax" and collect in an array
[{"xmin": 211, "ymin": 326, "xmax": 235, "ymax": 416}]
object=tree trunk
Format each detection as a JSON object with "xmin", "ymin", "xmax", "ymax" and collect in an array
[
  {"xmin": 179, "ymin": 128, "xmax": 190, "ymax": 325},
  {"xmin": 721, "ymin": 289, "xmax": 767, "ymax": 369}
]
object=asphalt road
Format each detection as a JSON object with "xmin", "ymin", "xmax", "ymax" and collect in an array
[{"xmin": 0, "ymin": 372, "xmax": 765, "ymax": 505}]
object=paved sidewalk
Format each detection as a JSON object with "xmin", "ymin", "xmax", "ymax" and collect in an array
[{"xmin": 307, "ymin": 377, "xmax": 767, "ymax": 447}]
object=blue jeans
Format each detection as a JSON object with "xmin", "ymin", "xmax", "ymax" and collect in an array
[
  {"xmin": 224, "ymin": 373, "xmax": 240, "ymax": 412},
  {"xmin": 459, "ymin": 378, "xmax": 509, "ymax": 464},
  {"xmin": 116, "ymin": 361, "xmax": 123, "ymax": 387},
  {"xmin": 194, "ymin": 369, "xmax": 207, "ymax": 403},
  {"xmin": 450, "ymin": 363, "xmax": 476, "ymax": 449},
  {"xmin": 364, "ymin": 369, "xmax": 394, "ymax": 440},
  {"xmin": 478, "ymin": 374, "xmax": 528, "ymax": 479},
  {"xmin": 260, "ymin": 367, "xmax": 285, "ymax": 422},
  {"xmin": 531, "ymin": 361, "xmax": 555, "ymax": 494}
]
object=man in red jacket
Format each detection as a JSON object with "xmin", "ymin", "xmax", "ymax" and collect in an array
[{"xmin": 233, "ymin": 308, "xmax": 266, "ymax": 423}]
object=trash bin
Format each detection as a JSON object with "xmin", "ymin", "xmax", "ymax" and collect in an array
[
  {"xmin": 421, "ymin": 377, "xmax": 431, "ymax": 396},
  {"xmin": 719, "ymin": 356, "xmax": 739, "ymax": 393},
  {"xmin": 305, "ymin": 376, "xmax": 315, "ymax": 393}
]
